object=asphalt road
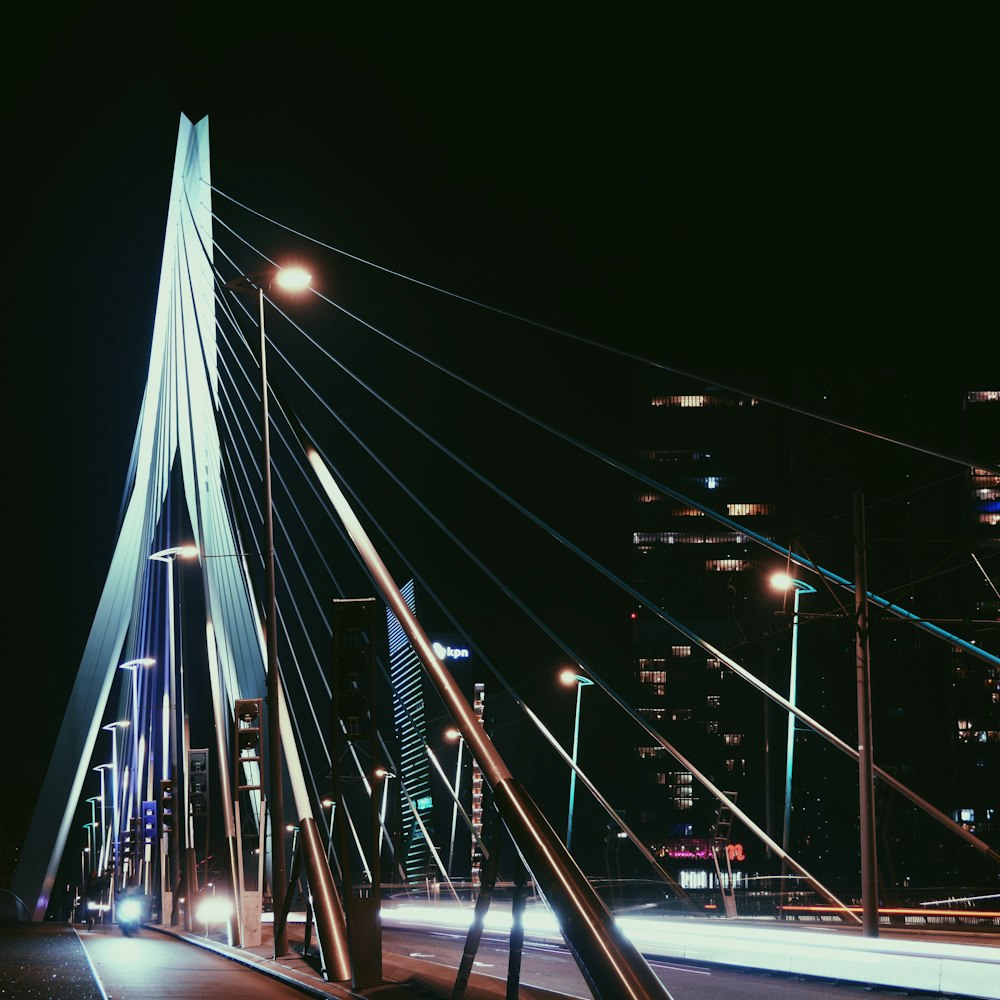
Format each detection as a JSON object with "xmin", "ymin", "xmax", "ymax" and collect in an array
[{"xmin": 382, "ymin": 924, "xmax": 969, "ymax": 1000}]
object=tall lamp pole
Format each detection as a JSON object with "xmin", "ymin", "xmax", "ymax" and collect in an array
[
  {"xmin": 102, "ymin": 721, "xmax": 129, "ymax": 892},
  {"xmin": 150, "ymin": 546, "xmax": 198, "ymax": 926},
  {"xmin": 224, "ymin": 265, "xmax": 311, "ymax": 960},
  {"xmin": 770, "ymin": 572, "xmax": 816, "ymax": 910},
  {"xmin": 118, "ymin": 659, "xmax": 155, "ymax": 858},
  {"xmin": 444, "ymin": 729, "xmax": 464, "ymax": 878},
  {"xmin": 93, "ymin": 763, "xmax": 113, "ymax": 875},
  {"xmin": 560, "ymin": 670, "xmax": 593, "ymax": 853}
]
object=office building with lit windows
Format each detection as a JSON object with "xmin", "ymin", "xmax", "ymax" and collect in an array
[{"xmin": 629, "ymin": 371, "xmax": 998, "ymax": 896}]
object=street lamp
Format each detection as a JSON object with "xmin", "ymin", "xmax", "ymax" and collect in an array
[
  {"xmin": 118, "ymin": 659, "xmax": 155, "ymax": 825},
  {"xmin": 770, "ymin": 572, "xmax": 816, "ymax": 909},
  {"xmin": 444, "ymin": 729, "xmax": 464, "ymax": 878},
  {"xmin": 103, "ymin": 721, "xmax": 129, "ymax": 887},
  {"xmin": 93, "ymin": 763, "xmax": 113, "ymax": 874},
  {"xmin": 559, "ymin": 669, "xmax": 594, "ymax": 852},
  {"xmin": 150, "ymin": 546, "xmax": 198, "ymax": 927},
  {"xmin": 223, "ymin": 265, "xmax": 311, "ymax": 958}
]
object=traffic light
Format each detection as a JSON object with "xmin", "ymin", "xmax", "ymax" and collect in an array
[
  {"xmin": 160, "ymin": 779, "xmax": 175, "ymax": 835},
  {"xmin": 332, "ymin": 598, "xmax": 377, "ymax": 738},
  {"xmin": 189, "ymin": 748, "xmax": 209, "ymax": 818},
  {"xmin": 126, "ymin": 817, "xmax": 141, "ymax": 863},
  {"xmin": 234, "ymin": 698, "xmax": 263, "ymax": 794}
]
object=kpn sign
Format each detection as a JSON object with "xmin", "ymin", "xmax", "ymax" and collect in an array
[{"xmin": 433, "ymin": 641, "xmax": 470, "ymax": 661}]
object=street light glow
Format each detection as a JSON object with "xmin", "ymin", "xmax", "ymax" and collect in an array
[
  {"xmin": 149, "ymin": 545, "xmax": 198, "ymax": 562},
  {"xmin": 274, "ymin": 266, "xmax": 312, "ymax": 292}
]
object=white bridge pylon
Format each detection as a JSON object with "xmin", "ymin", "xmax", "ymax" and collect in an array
[{"xmin": 14, "ymin": 114, "xmax": 268, "ymax": 920}]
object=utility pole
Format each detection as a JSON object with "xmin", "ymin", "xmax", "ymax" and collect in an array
[{"xmin": 853, "ymin": 493, "xmax": 879, "ymax": 937}]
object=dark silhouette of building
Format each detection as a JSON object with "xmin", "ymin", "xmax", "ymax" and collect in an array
[{"xmin": 629, "ymin": 369, "xmax": 998, "ymax": 899}]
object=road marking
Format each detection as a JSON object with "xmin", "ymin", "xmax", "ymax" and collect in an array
[
  {"xmin": 74, "ymin": 928, "xmax": 111, "ymax": 1000},
  {"xmin": 648, "ymin": 960, "xmax": 712, "ymax": 976}
]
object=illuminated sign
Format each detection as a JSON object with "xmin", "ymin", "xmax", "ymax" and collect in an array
[
  {"xmin": 726, "ymin": 843, "xmax": 745, "ymax": 862},
  {"xmin": 432, "ymin": 641, "xmax": 470, "ymax": 660}
]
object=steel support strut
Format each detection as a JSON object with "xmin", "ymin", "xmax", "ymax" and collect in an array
[{"xmin": 307, "ymin": 447, "xmax": 670, "ymax": 1000}]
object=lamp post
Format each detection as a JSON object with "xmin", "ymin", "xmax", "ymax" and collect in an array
[
  {"xmin": 770, "ymin": 572, "xmax": 816, "ymax": 910},
  {"xmin": 103, "ymin": 721, "xmax": 129, "ymax": 889},
  {"xmin": 444, "ymin": 729, "xmax": 464, "ymax": 878},
  {"xmin": 374, "ymin": 768, "xmax": 396, "ymax": 870},
  {"xmin": 118, "ymin": 659, "xmax": 155, "ymax": 835},
  {"xmin": 559, "ymin": 669, "xmax": 594, "ymax": 852},
  {"xmin": 93, "ymin": 763, "xmax": 113, "ymax": 874},
  {"xmin": 150, "ymin": 546, "xmax": 198, "ymax": 927},
  {"xmin": 86, "ymin": 796, "xmax": 100, "ymax": 845},
  {"xmin": 223, "ymin": 265, "xmax": 310, "ymax": 959}
]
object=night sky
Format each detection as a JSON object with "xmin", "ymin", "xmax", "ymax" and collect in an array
[{"xmin": 5, "ymin": 10, "xmax": 992, "ymax": 864}]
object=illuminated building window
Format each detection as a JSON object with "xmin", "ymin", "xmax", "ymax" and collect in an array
[
  {"xmin": 669, "ymin": 771, "xmax": 693, "ymax": 784},
  {"xmin": 633, "ymin": 531, "xmax": 746, "ymax": 545},
  {"xmin": 639, "ymin": 449, "xmax": 707, "ymax": 463},
  {"xmin": 672, "ymin": 708, "xmax": 692, "ymax": 721},
  {"xmin": 639, "ymin": 670, "xmax": 667, "ymax": 685},
  {"xmin": 704, "ymin": 476, "xmax": 721, "ymax": 490},
  {"xmin": 977, "ymin": 513, "xmax": 1000, "ymax": 525},
  {"xmin": 706, "ymin": 658, "xmax": 721, "ymax": 671},
  {"xmin": 674, "ymin": 507, "xmax": 706, "ymax": 517},
  {"xmin": 651, "ymin": 394, "xmax": 712, "ymax": 407},
  {"xmin": 965, "ymin": 391, "xmax": 1000, "ymax": 403},
  {"xmin": 976, "ymin": 488, "xmax": 1000, "ymax": 501},
  {"xmin": 636, "ymin": 492, "xmax": 662, "ymax": 503},
  {"xmin": 726, "ymin": 502, "xmax": 774, "ymax": 516},
  {"xmin": 674, "ymin": 797, "xmax": 694, "ymax": 809},
  {"xmin": 638, "ymin": 658, "xmax": 666, "ymax": 668},
  {"xmin": 705, "ymin": 559, "xmax": 753, "ymax": 572},
  {"xmin": 706, "ymin": 720, "xmax": 719, "ymax": 733},
  {"xmin": 970, "ymin": 469, "xmax": 1000, "ymax": 486},
  {"xmin": 639, "ymin": 707, "xmax": 668, "ymax": 720},
  {"xmin": 672, "ymin": 646, "xmax": 692, "ymax": 658},
  {"xmin": 724, "ymin": 733, "xmax": 743, "ymax": 746},
  {"xmin": 707, "ymin": 695, "xmax": 721, "ymax": 708},
  {"xmin": 637, "ymin": 746, "xmax": 666, "ymax": 759}
]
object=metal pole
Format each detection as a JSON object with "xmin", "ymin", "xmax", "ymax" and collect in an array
[
  {"xmin": 109, "ymin": 731, "xmax": 120, "ymax": 891},
  {"xmin": 258, "ymin": 284, "xmax": 289, "ymax": 957},
  {"xmin": 167, "ymin": 559, "xmax": 181, "ymax": 925},
  {"xmin": 567, "ymin": 680, "xmax": 584, "ymax": 851},
  {"xmin": 307, "ymin": 447, "xmax": 670, "ymax": 1000},
  {"xmin": 779, "ymin": 584, "xmax": 805, "ymax": 909},
  {"xmin": 448, "ymin": 736, "xmax": 463, "ymax": 877},
  {"xmin": 853, "ymin": 494, "xmax": 879, "ymax": 937},
  {"xmin": 205, "ymin": 622, "xmax": 243, "ymax": 946}
]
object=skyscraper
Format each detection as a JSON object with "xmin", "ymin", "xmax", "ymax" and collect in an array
[{"xmin": 630, "ymin": 369, "xmax": 998, "ymax": 900}]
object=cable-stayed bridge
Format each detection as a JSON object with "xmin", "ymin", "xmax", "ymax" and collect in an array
[{"xmin": 11, "ymin": 114, "xmax": 999, "ymax": 999}]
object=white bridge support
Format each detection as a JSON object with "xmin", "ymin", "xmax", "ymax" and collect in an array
[{"xmin": 14, "ymin": 115, "xmax": 275, "ymax": 927}]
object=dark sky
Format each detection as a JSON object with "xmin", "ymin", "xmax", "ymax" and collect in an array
[{"xmin": 4, "ymin": 11, "xmax": 992, "ymax": 843}]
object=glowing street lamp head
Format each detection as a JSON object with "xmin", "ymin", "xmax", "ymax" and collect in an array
[
  {"xmin": 770, "ymin": 572, "xmax": 817, "ymax": 596},
  {"xmin": 119, "ymin": 657, "xmax": 155, "ymax": 671},
  {"xmin": 274, "ymin": 266, "xmax": 312, "ymax": 292},
  {"xmin": 149, "ymin": 545, "xmax": 198, "ymax": 563},
  {"xmin": 560, "ymin": 668, "xmax": 593, "ymax": 688},
  {"xmin": 444, "ymin": 728, "xmax": 461, "ymax": 742}
]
